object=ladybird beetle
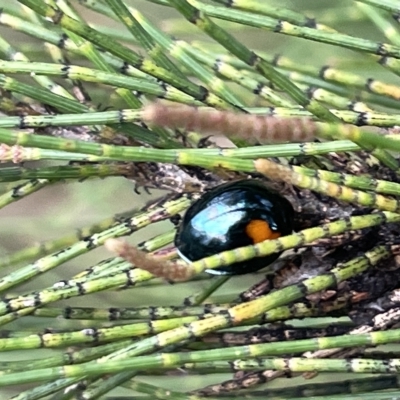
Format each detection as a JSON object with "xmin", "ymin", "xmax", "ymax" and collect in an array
[{"xmin": 174, "ymin": 179, "xmax": 294, "ymax": 275}]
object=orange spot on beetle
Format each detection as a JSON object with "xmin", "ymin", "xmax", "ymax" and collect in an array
[{"xmin": 245, "ymin": 219, "xmax": 281, "ymax": 243}]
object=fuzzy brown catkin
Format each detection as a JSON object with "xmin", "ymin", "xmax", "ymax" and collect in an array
[
  {"xmin": 254, "ymin": 158, "xmax": 294, "ymax": 182},
  {"xmin": 142, "ymin": 103, "xmax": 316, "ymax": 143},
  {"xmin": 105, "ymin": 238, "xmax": 194, "ymax": 282}
]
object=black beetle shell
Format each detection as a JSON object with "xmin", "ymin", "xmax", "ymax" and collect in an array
[{"xmin": 174, "ymin": 179, "xmax": 294, "ymax": 275}]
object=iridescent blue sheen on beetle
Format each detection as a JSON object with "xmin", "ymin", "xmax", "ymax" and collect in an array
[{"xmin": 174, "ymin": 179, "xmax": 294, "ymax": 275}]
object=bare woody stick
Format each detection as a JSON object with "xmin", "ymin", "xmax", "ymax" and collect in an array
[{"xmin": 142, "ymin": 102, "xmax": 316, "ymax": 143}]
